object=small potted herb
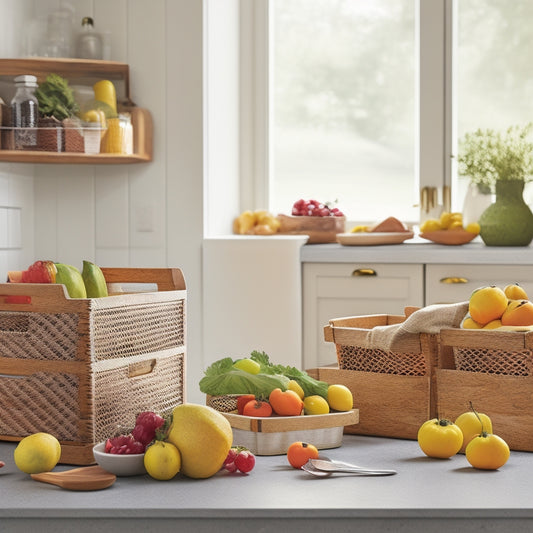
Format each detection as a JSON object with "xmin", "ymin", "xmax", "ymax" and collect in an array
[
  {"xmin": 457, "ymin": 124, "xmax": 533, "ymax": 246},
  {"xmin": 35, "ymin": 73, "xmax": 80, "ymax": 152}
]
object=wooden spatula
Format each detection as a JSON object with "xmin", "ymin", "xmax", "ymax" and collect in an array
[{"xmin": 31, "ymin": 465, "xmax": 116, "ymax": 491}]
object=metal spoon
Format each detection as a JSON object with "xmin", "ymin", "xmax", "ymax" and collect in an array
[{"xmin": 301, "ymin": 458, "xmax": 397, "ymax": 477}]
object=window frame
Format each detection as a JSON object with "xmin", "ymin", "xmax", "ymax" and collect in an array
[{"xmin": 239, "ymin": 0, "xmax": 454, "ymax": 224}]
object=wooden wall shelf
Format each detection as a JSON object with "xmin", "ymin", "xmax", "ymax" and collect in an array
[{"xmin": 0, "ymin": 58, "xmax": 152, "ymax": 164}]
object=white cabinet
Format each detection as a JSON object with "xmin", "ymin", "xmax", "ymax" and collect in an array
[
  {"xmin": 426, "ymin": 264, "xmax": 533, "ymax": 305},
  {"xmin": 303, "ymin": 262, "xmax": 424, "ymax": 369}
]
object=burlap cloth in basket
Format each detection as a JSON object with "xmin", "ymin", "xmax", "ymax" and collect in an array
[{"xmin": 364, "ymin": 302, "xmax": 469, "ymax": 353}]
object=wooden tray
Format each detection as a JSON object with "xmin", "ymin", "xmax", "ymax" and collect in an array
[
  {"xmin": 277, "ymin": 214, "xmax": 345, "ymax": 244},
  {"xmin": 222, "ymin": 410, "xmax": 358, "ymax": 455}
]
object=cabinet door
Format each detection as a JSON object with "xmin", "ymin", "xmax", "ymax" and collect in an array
[
  {"xmin": 426, "ymin": 264, "xmax": 533, "ymax": 305},
  {"xmin": 303, "ymin": 263, "xmax": 424, "ymax": 369}
]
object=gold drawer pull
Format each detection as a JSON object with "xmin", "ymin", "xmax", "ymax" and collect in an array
[
  {"xmin": 440, "ymin": 277, "xmax": 468, "ymax": 284},
  {"xmin": 352, "ymin": 268, "xmax": 377, "ymax": 277}
]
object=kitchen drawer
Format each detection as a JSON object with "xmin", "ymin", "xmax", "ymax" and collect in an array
[
  {"xmin": 303, "ymin": 263, "xmax": 424, "ymax": 369},
  {"xmin": 426, "ymin": 264, "xmax": 533, "ymax": 305}
]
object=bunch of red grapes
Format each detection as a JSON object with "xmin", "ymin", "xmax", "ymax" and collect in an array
[{"xmin": 291, "ymin": 199, "xmax": 344, "ymax": 217}]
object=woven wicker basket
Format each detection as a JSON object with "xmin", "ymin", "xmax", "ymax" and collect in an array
[
  {"xmin": 0, "ymin": 268, "xmax": 186, "ymax": 465},
  {"xmin": 322, "ymin": 312, "xmax": 438, "ymax": 440}
]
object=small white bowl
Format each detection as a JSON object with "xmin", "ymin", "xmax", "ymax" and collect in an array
[{"xmin": 93, "ymin": 442, "xmax": 147, "ymax": 477}]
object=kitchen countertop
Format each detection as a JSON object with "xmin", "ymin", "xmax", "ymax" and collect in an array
[
  {"xmin": 2, "ymin": 435, "xmax": 533, "ymax": 532},
  {"xmin": 300, "ymin": 238, "xmax": 533, "ymax": 264}
]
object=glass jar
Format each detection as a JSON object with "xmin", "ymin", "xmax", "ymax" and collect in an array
[
  {"xmin": 10, "ymin": 75, "xmax": 39, "ymax": 150},
  {"xmin": 76, "ymin": 17, "xmax": 103, "ymax": 60}
]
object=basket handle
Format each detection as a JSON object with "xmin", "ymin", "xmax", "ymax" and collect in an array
[{"xmin": 100, "ymin": 268, "xmax": 186, "ymax": 291}]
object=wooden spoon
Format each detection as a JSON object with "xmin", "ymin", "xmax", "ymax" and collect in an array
[{"xmin": 31, "ymin": 465, "xmax": 116, "ymax": 491}]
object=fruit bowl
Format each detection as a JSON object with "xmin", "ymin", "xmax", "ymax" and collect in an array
[
  {"xmin": 93, "ymin": 442, "xmax": 147, "ymax": 477},
  {"xmin": 420, "ymin": 229, "xmax": 478, "ymax": 245}
]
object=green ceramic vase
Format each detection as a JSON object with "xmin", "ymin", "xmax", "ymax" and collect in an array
[{"xmin": 479, "ymin": 180, "xmax": 533, "ymax": 246}]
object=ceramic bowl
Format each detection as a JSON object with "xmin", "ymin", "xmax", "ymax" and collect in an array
[
  {"xmin": 93, "ymin": 442, "xmax": 147, "ymax": 477},
  {"xmin": 420, "ymin": 229, "xmax": 477, "ymax": 245}
]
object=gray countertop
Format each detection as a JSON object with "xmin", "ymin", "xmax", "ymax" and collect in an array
[
  {"xmin": 1, "ymin": 434, "xmax": 533, "ymax": 532},
  {"xmin": 301, "ymin": 239, "xmax": 533, "ymax": 264}
]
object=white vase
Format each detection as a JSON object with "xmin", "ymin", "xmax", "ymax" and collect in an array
[{"xmin": 462, "ymin": 183, "xmax": 493, "ymax": 226}]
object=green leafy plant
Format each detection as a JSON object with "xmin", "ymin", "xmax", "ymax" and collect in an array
[
  {"xmin": 457, "ymin": 123, "xmax": 533, "ymax": 189},
  {"xmin": 35, "ymin": 74, "xmax": 79, "ymax": 121}
]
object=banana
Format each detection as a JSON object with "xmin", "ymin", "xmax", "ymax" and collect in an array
[
  {"xmin": 82, "ymin": 260, "xmax": 108, "ymax": 298},
  {"xmin": 55, "ymin": 264, "xmax": 87, "ymax": 298}
]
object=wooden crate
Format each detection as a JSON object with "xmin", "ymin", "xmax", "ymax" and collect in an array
[
  {"xmin": 0, "ymin": 268, "xmax": 186, "ymax": 465},
  {"xmin": 321, "ymin": 312, "xmax": 439, "ymax": 439},
  {"xmin": 437, "ymin": 327, "xmax": 533, "ymax": 452}
]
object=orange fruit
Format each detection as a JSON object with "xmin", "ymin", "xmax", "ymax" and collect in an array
[
  {"xmin": 504, "ymin": 283, "xmax": 528, "ymax": 300},
  {"xmin": 501, "ymin": 299, "xmax": 533, "ymax": 326},
  {"xmin": 287, "ymin": 441, "xmax": 319, "ymax": 469},
  {"xmin": 483, "ymin": 319, "xmax": 502, "ymax": 330},
  {"xmin": 468, "ymin": 286, "xmax": 508, "ymax": 325},
  {"xmin": 461, "ymin": 314, "xmax": 482, "ymax": 329}
]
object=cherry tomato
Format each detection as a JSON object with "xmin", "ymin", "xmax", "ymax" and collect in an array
[
  {"xmin": 287, "ymin": 441, "xmax": 319, "ymax": 469},
  {"xmin": 465, "ymin": 432, "xmax": 510, "ymax": 470},
  {"xmin": 222, "ymin": 447, "xmax": 256, "ymax": 473},
  {"xmin": 234, "ymin": 450, "xmax": 256, "ymax": 473},
  {"xmin": 417, "ymin": 418, "xmax": 463, "ymax": 459},
  {"xmin": 243, "ymin": 399, "xmax": 273, "ymax": 417},
  {"xmin": 237, "ymin": 394, "xmax": 256, "ymax": 415},
  {"xmin": 269, "ymin": 388, "xmax": 304, "ymax": 416}
]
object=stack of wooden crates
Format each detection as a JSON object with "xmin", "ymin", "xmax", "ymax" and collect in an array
[
  {"xmin": 312, "ymin": 309, "xmax": 533, "ymax": 452},
  {"xmin": 0, "ymin": 267, "xmax": 186, "ymax": 464}
]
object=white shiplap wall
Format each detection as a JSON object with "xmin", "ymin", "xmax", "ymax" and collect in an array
[{"xmin": 0, "ymin": 0, "xmax": 207, "ymax": 402}]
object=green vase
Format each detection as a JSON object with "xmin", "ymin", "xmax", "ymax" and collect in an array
[{"xmin": 479, "ymin": 180, "xmax": 533, "ymax": 246}]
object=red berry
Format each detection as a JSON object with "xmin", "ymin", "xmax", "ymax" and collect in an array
[
  {"xmin": 131, "ymin": 411, "xmax": 166, "ymax": 445},
  {"xmin": 223, "ymin": 448, "xmax": 238, "ymax": 467},
  {"xmin": 0, "ymin": 460, "xmax": 4, "ymax": 468},
  {"xmin": 225, "ymin": 461, "xmax": 238, "ymax": 473},
  {"xmin": 234, "ymin": 450, "xmax": 256, "ymax": 473},
  {"xmin": 105, "ymin": 434, "xmax": 145, "ymax": 454}
]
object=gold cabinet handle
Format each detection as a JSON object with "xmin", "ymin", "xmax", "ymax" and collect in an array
[
  {"xmin": 440, "ymin": 277, "xmax": 468, "ymax": 284},
  {"xmin": 352, "ymin": 268, "xmax": 377, "ymax": 277}
]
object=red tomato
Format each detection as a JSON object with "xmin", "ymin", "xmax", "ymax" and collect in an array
[
  {"xmin": 269, "ymin": 388, "xmax": 304, "ymax": 416},
  {"xmin": 237, "ymin": 394, "xmax": 256, "ymax": 415},
  {"xmin": 243, "ymin": 399, "xmax": 273, "ymax": 417}
]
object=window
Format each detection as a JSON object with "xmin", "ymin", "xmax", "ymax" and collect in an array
[
  {"xmin": 454, "ymin": 0, "xmax": 533, "ymax": 208},
  {"xmin": 271, "ymin": 0, "xmax": 417, "ymax": 222},
  {"xmin": 242, "ymin": 0, "xmax": 533, "ymax": 225}
]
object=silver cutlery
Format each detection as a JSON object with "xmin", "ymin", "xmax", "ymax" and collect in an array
[{"xmin": 301, "ymin": 458, "xmax": 397, "ymax": 477}]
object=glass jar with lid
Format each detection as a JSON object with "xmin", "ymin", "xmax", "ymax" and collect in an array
[{"xmin": 10, "ymin": 75, "xmax": 39, "ymax": 150}]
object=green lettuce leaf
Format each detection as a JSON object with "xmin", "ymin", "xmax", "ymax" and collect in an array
[
  {"xmin": 199, "ymin": 369, "xmax": 289, "ymax": 396},
  {"xmin": 250, "ymin": 350, "xmax": 329, "ymax": 399}
]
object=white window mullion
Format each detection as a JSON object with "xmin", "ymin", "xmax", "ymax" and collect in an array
[
  {"xmin": 239, "ymin": 0, "xmax": 270, "ymax": 211},
  {"xmin": 418, "ymin": 0, "xmax": 450, "ymax": 215}
]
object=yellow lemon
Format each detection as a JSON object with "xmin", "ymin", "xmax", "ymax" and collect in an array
[
  {"xmin": 303, "ymin": 395, "xmax": 330, "ymax": 415},
  {"xmin": 144, "ymin": 441, "xmax": 181, "ymax": 480},
  {"xmin": 14, "ymin": 432, "xmax": 61, "ymax": 474},
  {"xmin": 350, "ymin": 225, "xmax": 368, "ymax": 233},
  {"xmin": 287, "ymin": 379, "xmax": 305, "ymax": 400},
  {"xmin": 465, "ymin": 222, "xmax": 481, "ymax": 235},
  {"xmin": 419, "ymin": 219, "xmax": 442, "ymax": 233},
  {"xmin": 327, "ymin": 384, "xmax": 353, "ymax": 411},
  {"xmin": 167, "ymin": 404, "xmax": 232, "ymax": 479}
]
